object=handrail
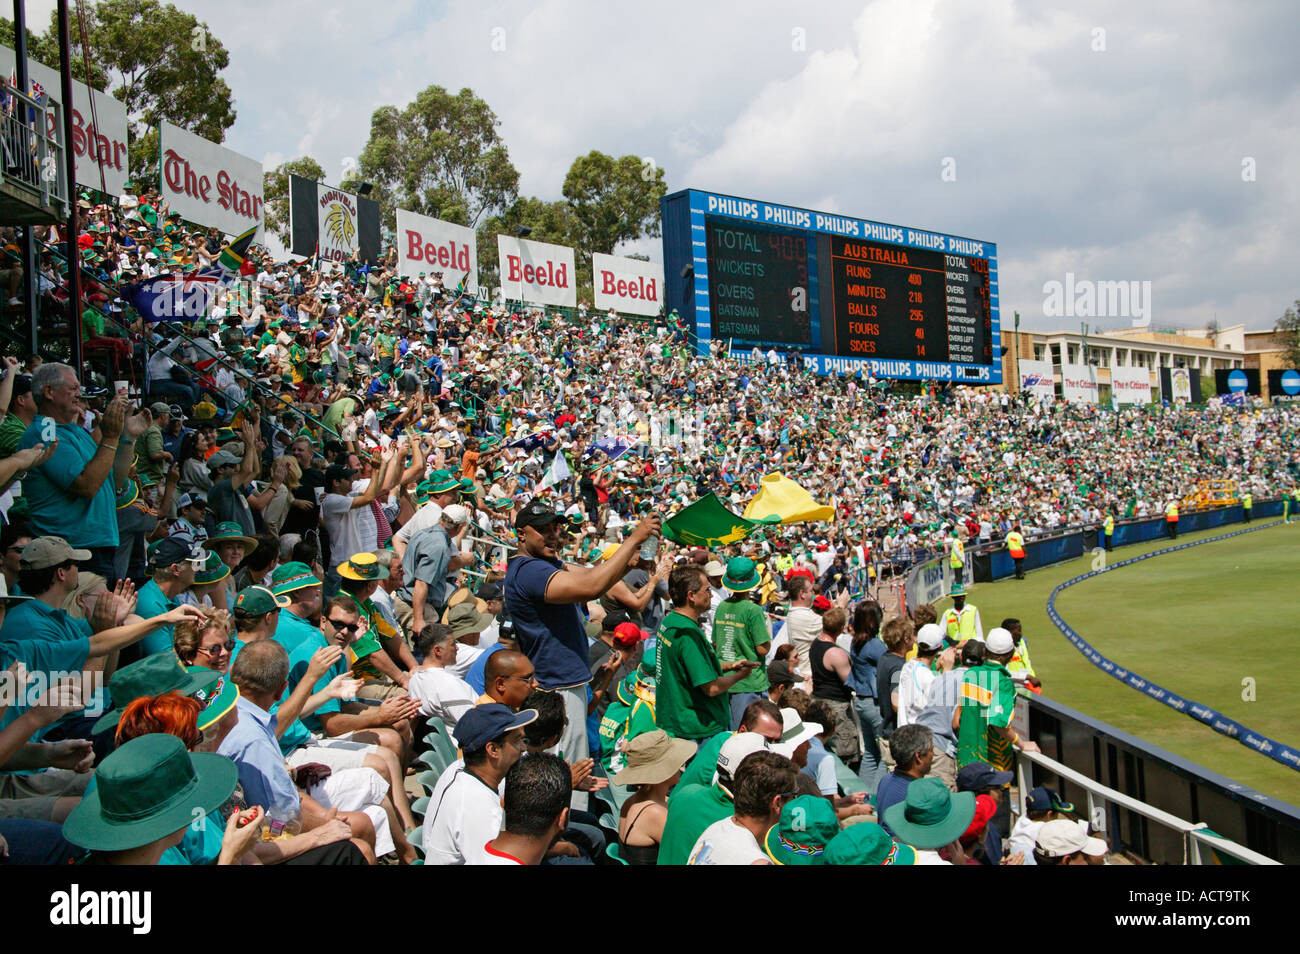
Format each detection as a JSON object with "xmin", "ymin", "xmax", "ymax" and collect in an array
[
  {"xmin": 0, "ymin": 85, "xmax": 68, "ymax": 216},
  {"xmin": 1014, "ymin": 747, "xmax": 1280, "ymax": 865}
]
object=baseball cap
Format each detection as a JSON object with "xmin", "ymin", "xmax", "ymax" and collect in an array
[
  {"xmin": 612, "ymin": 622, "xmax": 649, "ymax": 648},
  {"xmin": 477, "ymin": 580, "xmax": 503, "ymax": 602},
  {"xmin": 514, "ymin": 498, "xmax": 563, "ymax": 530},
  {"xmin": 714, "ymin": 731, "xmax": 769, "ymax": 785},
  {"xmin": 453, "ymin": 703, "xmax": 538, "ymax": 752},
  {"xmin": 985, "ymin": 627, "xmax": 1015, "ymax": 654},
  {"xmin": 177, "ymin": 492, "xmax": 207, "ymax": 510},
  {"xmin": 956, "ymin": 761, "xmax": 1014, "ymax": 792},
  {"xmin": 916, "ymin": 623, "xmax": 945, "ymax": 651},
  {"xmin": 19, "ymin": 536, "xmax": 90, "ymax": 570},
  {"xmin": 766, "ymin": 659, "xmax": 796, "ymax": 689},
  {"xmin": 812, "ymin": 594, "xmax": 832, "ymax": 611},
  {"xmin": 147, "ymin": 536, "xmax": 203, "ymax": 569},
  {"xmin": 1026, "ymin": 786, "xmax": 1074, "ymax": 814},
  {"xmin": 233, "ymin": 584, "xmax": 290, "ymax": 615},
  {"xmin": 441, "ymin": 503, "xmax": 470, "ymax": 526},
  {"xmin": 1035, "ymin": 818, "xmax": 1108, "ymax": 858},
  {"xmin": 325, "ymin": 463, "xmax": 356, "ymax": 484}
]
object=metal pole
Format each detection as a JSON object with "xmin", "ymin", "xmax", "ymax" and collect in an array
[
  {"xmin": 56, "ymin": 0, "xmax": 81, "ymax": 372},
  {"xmin": 13, "ymin": 0, "xmax": 40, "ymax": 357}
]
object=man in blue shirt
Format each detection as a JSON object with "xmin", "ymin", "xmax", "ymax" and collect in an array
[
  {"xmin": 20, "ymin": 363, "xmax": 151, "ymax": 581},
  {"xmin": 504, "ymin": 498, "xmax": 660, "ymax": 801},
  {"xmin": 874, "ymin": 723, "xmax": 934, "ymax": 838},
  {"xmin": 396, "ymin": 507, "xmax": 472, "ymax": 634},
  {"xmin": 134, "ymin": 537, "xmax": 201, "ymax": 656},
  {"xmin": 270, "ymin": 562, "xmax": 324, "ymax": 656}
]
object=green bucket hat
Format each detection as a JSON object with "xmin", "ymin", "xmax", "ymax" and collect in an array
[
  {"xmin": 194, "ymin": 550, "xmax": 230, "ymax": 586},
  {"xmin": 62, "ymin": 734, "xmax": 237, "ymax": 852},
  {"xmin": 188, "ymin": 665, "xmax": 239, "ymax": 731},
  {"xmin": 270, "ymin": 561, "xmax": 322, "ymax": 597},
  {"xmin": 204, "ymin": 522, "xmax": 257, "ymax": 555},
  {"xmin": 458, "ymin": 477, "xmax": 476, "ymax": 495},
  {"xmin": 426, "ymin": 470, "xmax": 461, "ymax": 495},
  {"xmin": 823, "ymin": 822, "xmax": 917, "ymax": 866},
  {"xmin": 337, "ymin": 552, "xmax": 389, "ymax": 581},
  {"xmin": 762, "ymin": 795, "xmax": 839, "ymax": 865},
  {"xmin": 93, "ymin": 651, "xmax": 221, "ymax": 734},
  {"xmin": 950, "ymin": 581, "xmax": 966, "ymax": 597},
  {"xmin": 881, "ymin": 778, "xmax": 976, "ymax": 851},
  {"xmin": 722, "ymin": 556, "xmax": 760, "ymax": 592}
]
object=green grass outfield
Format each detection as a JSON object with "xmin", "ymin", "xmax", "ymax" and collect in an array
[{"xmin": 933, "ymin": 520, "xmax": 1300, "ymax": 807}]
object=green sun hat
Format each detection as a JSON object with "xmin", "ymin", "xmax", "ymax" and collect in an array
[
  {"xmin": 823, "ymin": 822, "xmax": 917, "ymax": 866},
  {"xmin": 194, "ymin": 550, "xmax": 229, "ymax": 586},
  {"xmin": 204, "ymin": 522, "xmax": 257, "ymax": 555},
  {"xmin": 115, "ymin": 479, "xmax": 140, "ymax": 510},
  {"xmin": 426, "ymin": 470, "xmax": 461, "ymax": 495},
  {"xmin": 92, "ymin": 651, "xmax": 221, "ymax": 734},
  {"xmin": 762, "ymin": 795, "xmax": 839, "ymax": 865},
  {"xmin": 722, "ymin": 556, "xmax": 760, "ymax": 592},
  {"xmin": 487, "ymin": 497, "xmax": 513, "ymax": 511},
  {"xmin": 233, "ymin": 585, "xmax": 290, "ymax": 615},
  {"xmin": 188, "ymin": 665, "xmax": 240, "ymax": 731},
  {"xmin": 458, "ymin": 477, "xmax": 476, "ymax": 495},
  {"xmin": 62, "ymin": 734, "xmax": 237, "ymax": 852},
  {"xmin": 881, "ymin": 778, "xmax": 977, "ymax": 851},
  {"xmin": 270, "ymin": 561, "xmax": 322, "ymax": 598}
]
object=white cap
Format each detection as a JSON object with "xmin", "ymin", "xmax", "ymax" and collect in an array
[
  {"xmin": 442, "ymin": 504, "xmax": 470, "ymax": 526},
  {"xmin": 916, "ymin": 623, "xmax": 945, "ymax": 651},
  {"xmin": 1035, "ymin": 819, "xmax": 1107, "ymax": 858},
  {"xmin": 985, "ymin": 627, "xmax": 1015, "ymax": 654},
  {"xmin": 714, "ymin": 732, "xmax": 769, "ymax": 784}
]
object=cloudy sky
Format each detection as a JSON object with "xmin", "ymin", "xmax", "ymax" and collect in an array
[{"xmin": 29, "ymin": 0, "xmax": 1300, "ymax": 331}]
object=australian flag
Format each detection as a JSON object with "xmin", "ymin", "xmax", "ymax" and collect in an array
[
  {"xmin": 121, "ymin": 268, "xmax": 222, "ymax": 322},
  {"xmin": 508, "ymin": 430, "xmax": 553, "ymax": 452},
  {"xmin": 584, "ymin": 436, "xmax": 630, "ymax": 461}
]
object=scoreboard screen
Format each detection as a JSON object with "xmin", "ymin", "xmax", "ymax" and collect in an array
[{"xmin": 663, "ymin": 190, "xmax": 1000, "ymax": 382}]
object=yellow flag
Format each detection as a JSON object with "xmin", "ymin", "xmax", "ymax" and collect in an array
[{"xmin": 743, "ymin": 472, "xmax": 834, "ymax": 524}]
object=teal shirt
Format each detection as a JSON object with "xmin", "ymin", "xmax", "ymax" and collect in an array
[
  {"xmin": 134, "ymin": 579, "xmax": 179, "ymax": 656},
  {"xmin": 18, "ymin": 416, "xmax": 119, "ymax": 548},
  {"xmin": 160, "ymin": 809, "xmax": 225, "ymax": 865},
  {"xmin": 274, "ymin": 608, "xmax": 319, "ymax": 657},
  {"xmin": 0, "ymin": 633, "xmax": 90, "ymax": 743},
  {"xmin": 286, "ymin": 632, "xmax": 347, "ymax": 735}
]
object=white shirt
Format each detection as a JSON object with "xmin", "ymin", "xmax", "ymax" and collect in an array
[
  {"xmin": 445, "ymin": 643, "xmax": 485, "ymax": 681},
  {"xmin": 321, "ymin": 492, "xmax": 367, "ymax": 567},
  {"xmin": 896, "ymin": 658, "xmax": 936, "ymax": 727},
  {"xmin": 784, "ymin": 606, "xmax": 824, "ymax": 678},
  {"xmin": 407, "ymin": 666, "xmax": 477, "ymax": 731},
  {"xmin": 688, "ymin": 817, "xmax": 767, "ymax": 865},
  {"xmin": 422, "ymin": 760, "xmax": 503, "ymax": 865}
]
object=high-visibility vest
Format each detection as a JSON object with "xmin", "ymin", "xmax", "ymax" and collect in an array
[
  {"xmin": 1243, "ymin": 493, "xmax": 1252, "ymax": 509},
  {"xmin": 941, "ymin": 605, "xmax": 978, "ymax": 641},
  {"xmin": 1166, "ymin": 503, "xmax": 1179, "ymax": 521},
  {"xmin": 949, "ymin": 539, "xmax": 965, "ymax": 568},
  {"xmin": 1103, "ymin": 515, "xmax": 1114, "ymax": 536},
  {"xmin": 1006, "ymin": 531, "xmax": 1025, "ymax": 559}
]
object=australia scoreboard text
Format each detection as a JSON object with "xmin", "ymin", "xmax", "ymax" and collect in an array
[{"xmin": 661, "ymin": 189, "xmax": 1001, "ymax": 383}]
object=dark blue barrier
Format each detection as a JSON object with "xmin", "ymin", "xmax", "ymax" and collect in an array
[
  {"xmin": 988, "ymin": 531, "xmax": 1084, "ymax": 579},
  {"xmin": 1046, "ymin": 520, "xmax": 1300, "ymax": 776},
  {"xmin": 976, "ymin": 498, "xmax": 1287, "ymax": 582}
]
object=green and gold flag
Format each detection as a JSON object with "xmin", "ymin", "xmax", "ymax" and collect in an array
[{"xmin": 663, "ymin": 493, "xmax": 770, "ymax": 548}]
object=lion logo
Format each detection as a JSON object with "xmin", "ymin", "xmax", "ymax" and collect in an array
[{"xmin": 323, "ymin": 202, "xmax": 356, "ymax": 249}]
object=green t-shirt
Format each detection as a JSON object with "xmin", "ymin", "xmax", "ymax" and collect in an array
[
  {"xmin": 138, "ymin": 424, "xmax": 168, "ymax": 482},
  {"xmin": 678, "ymin": 730, "xmax": 730, "ymax": 790},
  {"xmin": 658, "ymin": 782, "xmax": 733, "ymax": 867},
  {"xmin": 956, "ymin": 662, "xmax": 1016, "ymax": 768},
  {"xmin": 656, "ymin": 611, "xmax": 728, "ymax": 740},
  {"xmin": 0, "ymin": 412, "xmax": 28, "ymax": 457},
  {"xmin": 598, "ymin": 694, "xmax": 657, "ymax": 776},
  {"xmin": 711, "ymin": 597, "xmax": 770, "ymax": 694},
  {"xmin": 81, "ymin": 307, "xmax": 103, "ymax": 341},
  {"xmin": 321, "ymin": 397, "xmax": 356, "ymax": 434}
]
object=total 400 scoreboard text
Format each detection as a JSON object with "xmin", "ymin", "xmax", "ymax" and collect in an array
[{"xmin": 660, "ymin": 189, "xmax": 1001, "ymax": 383}]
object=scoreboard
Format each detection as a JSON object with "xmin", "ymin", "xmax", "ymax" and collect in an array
[{"xmin": 662, "ymin": 189, "xmax": 1000, "ymax": 383}]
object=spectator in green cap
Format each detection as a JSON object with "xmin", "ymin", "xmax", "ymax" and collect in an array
[{"xmin": 711, "ymin": 556, "xmax": 772, "ymax": 731}]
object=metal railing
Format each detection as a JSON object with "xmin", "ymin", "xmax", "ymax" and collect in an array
[
  {"xmin": 0, "ymin": 85, "xmax": 68, "ymax": 216},
  {"xmin": 1014, "ymin": 748, "xmax": 1279, "ymax": 865}
]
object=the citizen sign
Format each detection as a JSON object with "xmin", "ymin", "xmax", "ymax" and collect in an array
[{"xmin": 158, "ymin": 122, "xmax": 264, "ymax": 239}]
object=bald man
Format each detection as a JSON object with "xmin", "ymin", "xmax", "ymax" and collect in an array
[{"xmin": 477, "ymin": 650, "xmax": 539, "ymax": 709}]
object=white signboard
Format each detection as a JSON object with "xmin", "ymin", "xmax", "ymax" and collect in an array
[
  {"xmin": 1018, "ymin": 359, "xmax": 1056, "ymax": 400},
  {"xmin": 497, "ymin": 234, "xmax": 576, "ymax": 307},
  {"xmin": 316, "ymin": 186, "xmax": 359, "ymax": 263},
  {"xmin": 0, "ymin": 45, "xmax": 130, "ymax": 195},
  {"xmin": 396, "ymin": 208, "xmax": 477, "ymax": 293},
  {"xmin": 158, "ymin": 121, "xmax": 263, "ymax": 238},
  {"xmin": 592, "ymin": 252, "xmax": 663, "ymax": 317},
  {"xmin": 1061, "ymin": 363, "xmax": 1099, "ymax": 404},
  {"xmin": 1110, "ymin": 365, "xmax": 1153, "ymax": 405}
]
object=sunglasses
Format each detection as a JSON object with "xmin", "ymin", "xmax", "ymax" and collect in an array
[
  {"xmin": 196, "ymin": 640, "xmax": 236, "ymax": 656},
  {"xmin": 327, "ymin": 619, "xmax": 359, "ymax": 633}
]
